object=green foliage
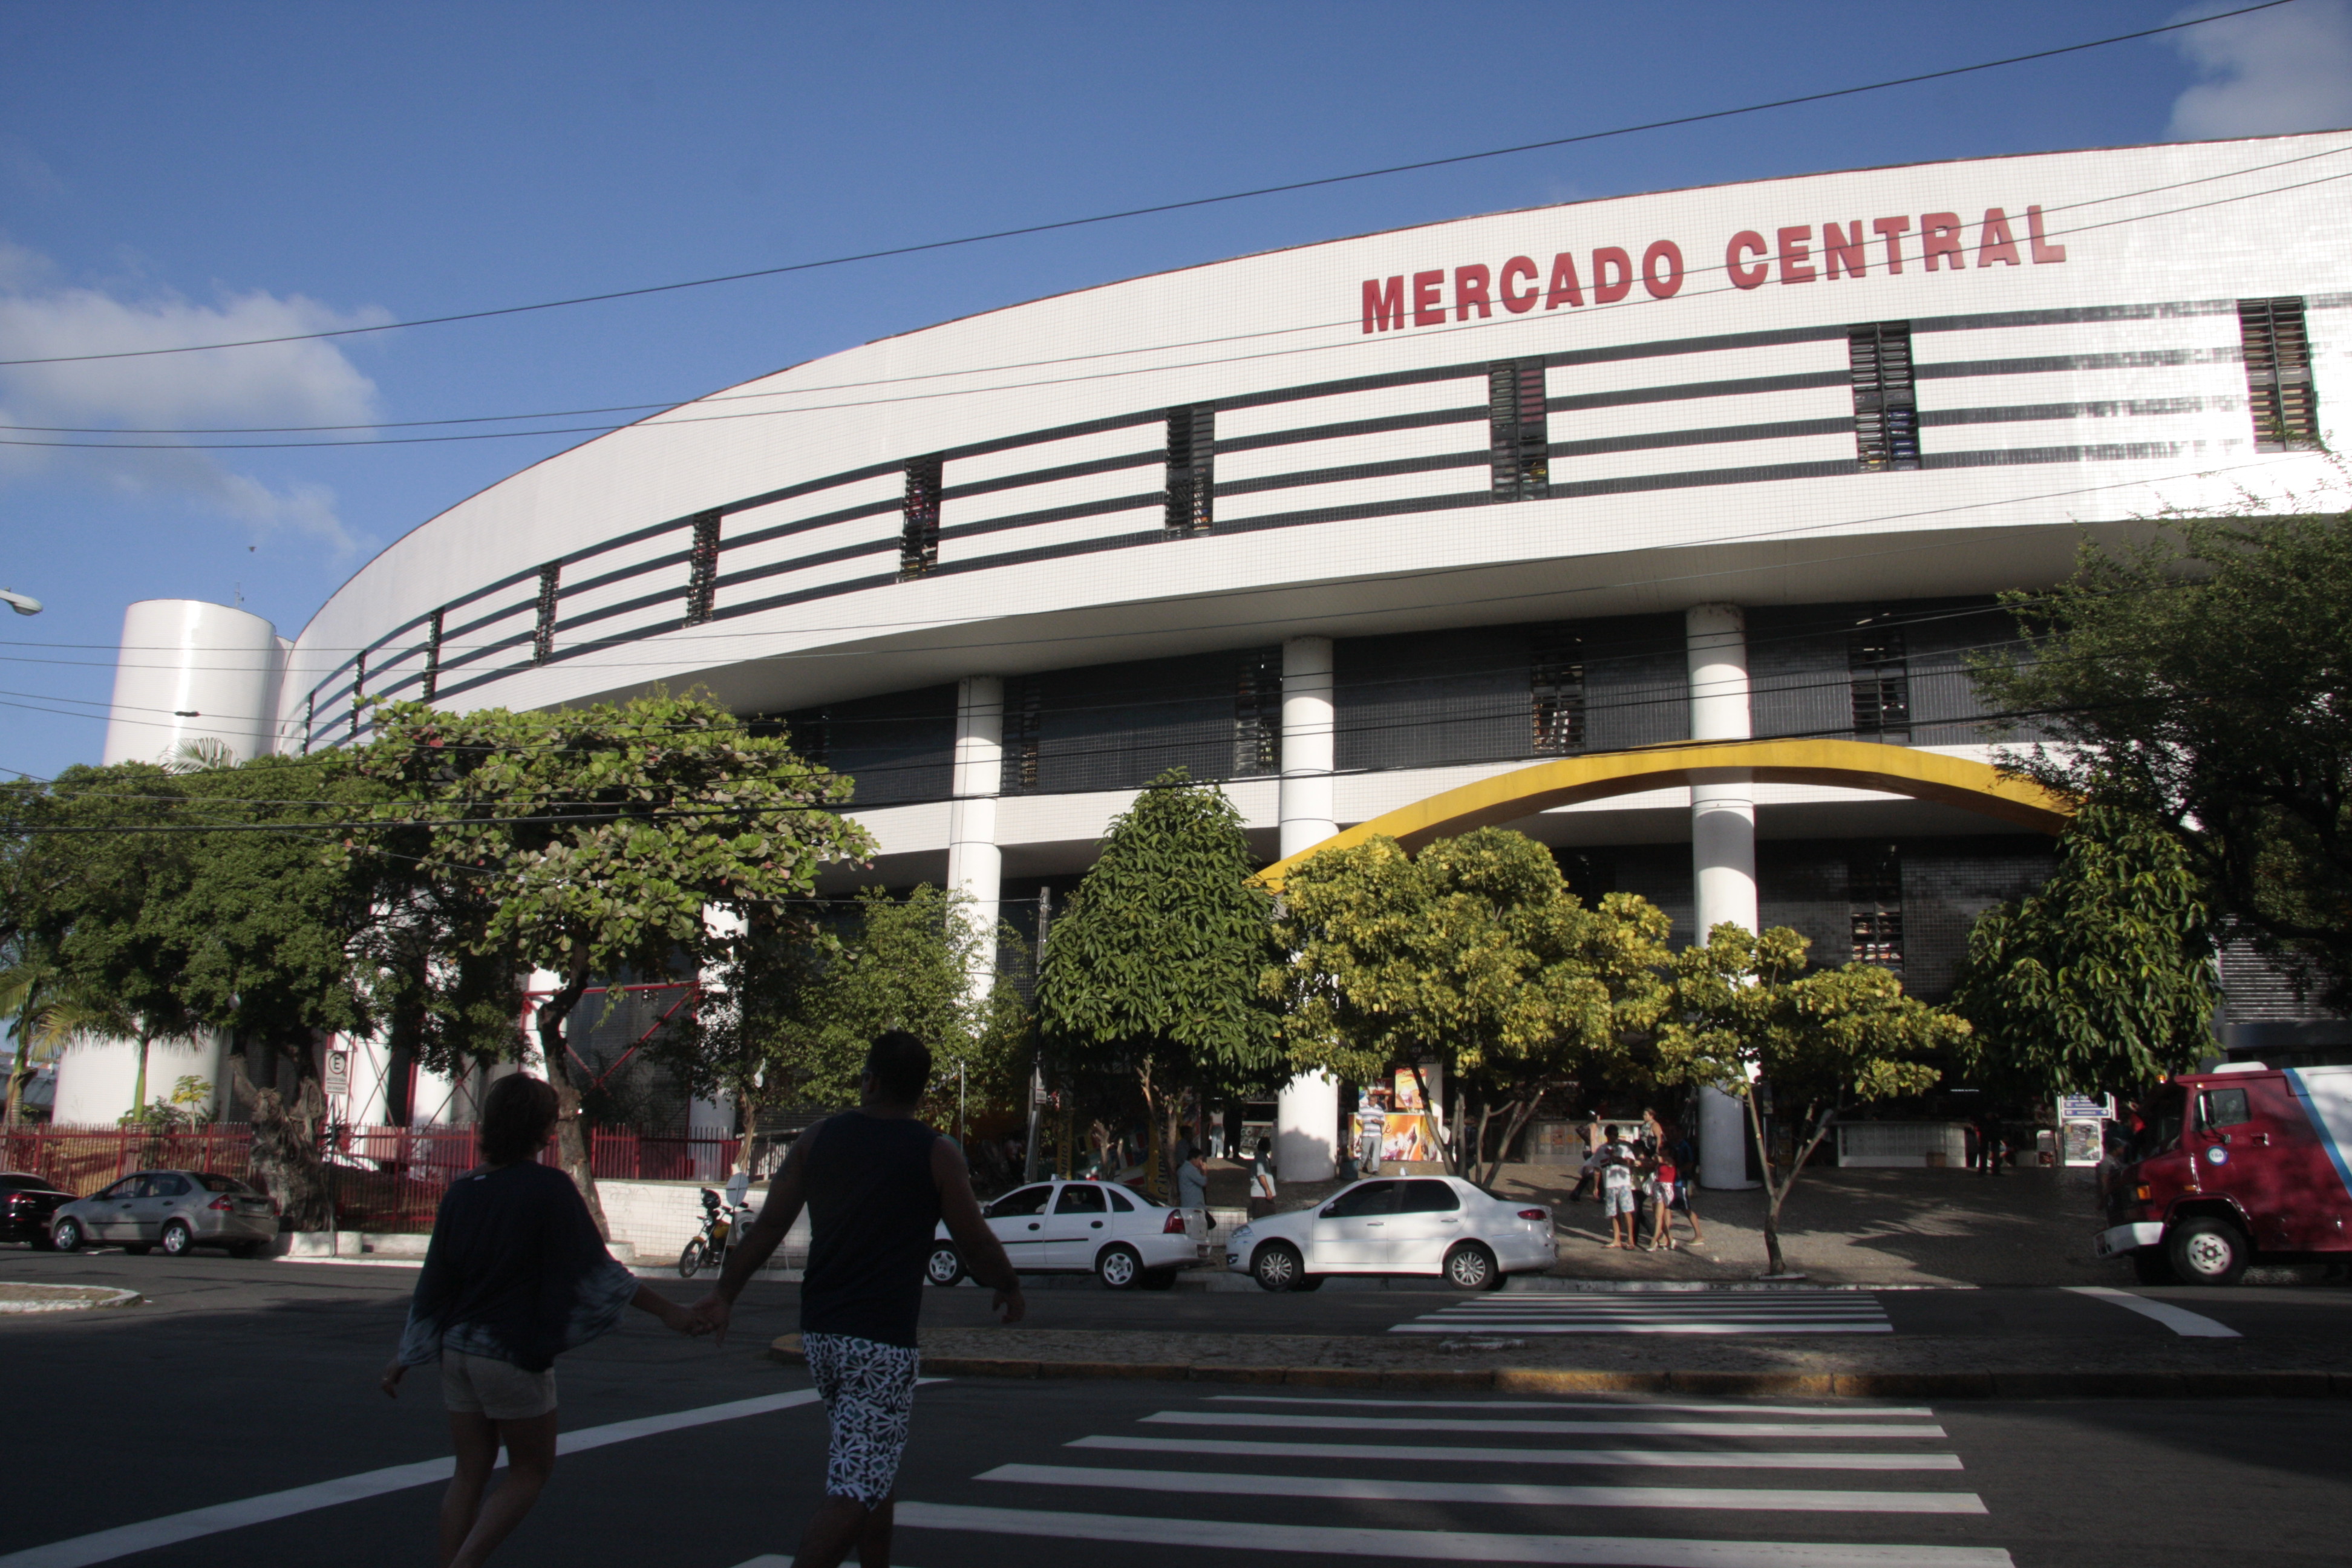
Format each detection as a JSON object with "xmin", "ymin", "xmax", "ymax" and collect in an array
[
  {"xmin": 1271, "ymin": 827, "xmax": 1673, "ymax": 1180},
  {"xmin": 1970, "ymin": 514, "xmax": 2352, "ymax": 1004},
  {"xmin": 1652, "ymin": 924, "xmax": 1964, "ymax": 1275},
  {"xmin": 1951, "ymin": 805, "xmax": 2218, "ymax": 1099},
  {"xmin": 1037, "ymin": 771, "xmax": 1286, "ymax": 1172}
]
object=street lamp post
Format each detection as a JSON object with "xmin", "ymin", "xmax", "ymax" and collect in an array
[{"xmin": 0, "ymin": 589, "xmax": 42, "ymax": 616}]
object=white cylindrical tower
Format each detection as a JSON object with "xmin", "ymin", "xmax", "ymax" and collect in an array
[
  {"xmin": 1277, "ymin": 636, "xmax": 1336, "ymax": 858},
  {"xmin": 946, "ymin": 676, "xmax": 1005, "ymax": 1008},
  {"xmin": 1685, "ymin": 603, "xmax": 1762, "ymax": 1191},
  {"xmin": 101, "ymin": 599, "xmax": 285, "ymax": 766}
]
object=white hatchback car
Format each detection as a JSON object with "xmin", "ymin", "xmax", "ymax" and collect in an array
[
  {"xmin": 1226, "ymin": 1175, "xmax": 1555, "ymax": 1292},
  {"xmin": 929, "ymin": 1178, "xmax": 1200, "ymax": 1290}
]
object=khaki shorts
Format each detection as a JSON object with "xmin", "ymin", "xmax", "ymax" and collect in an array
[{"xmin": 440, "ymin": 1350, "xmax": 557, "ymax": 1421}]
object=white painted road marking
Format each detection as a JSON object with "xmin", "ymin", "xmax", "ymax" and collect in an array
[
  {"xmin": 0, "ymin": 1388, "xmax": 825, "ymax": 1568},
  {"xmin": 894, "ymin": 1501, "xmax": 2016, "ymax": 1567},
  {"xmin": 981, "ymin": 1462, "xmax": 1988, "ymax": 1514},
  {"xmin": 1209, "ymin": 1395, "xmax": 1935, "ymax": 1416},
  {"xmin": 1071, "ymin": 1435, "xmax": 1968, "ymax": 1470},
  {"xmin": 2063, "ymin": 1285, "xmax": 2242, "ymax": 1338},
  {"xmin": 1143, "ymin": 1410, "xmax": 1949, "ymax": 1439}
]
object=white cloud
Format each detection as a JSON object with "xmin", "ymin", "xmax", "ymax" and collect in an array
[
  {"xmin": 0, "ymin": 246, "xmax": 392, "ymax": 557},
  {"xmin": 2169, "ymin": 0, "xmax": 2352, "ymax": 140}
]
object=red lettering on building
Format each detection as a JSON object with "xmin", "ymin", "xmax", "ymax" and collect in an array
[
  {"xmin": 1777, "ymin": 225, "xmax": 1815, "ymax": 284},
  {"xmin": 1642, "ymin": 240, "xmax": 1684, "ymax": 299},
  {"xmin": 1544, "ymin": 251, "xmax": 1585, "ymax": 309},
  {"xmin": 1362, "ymin": 276, "xmax": 1405, "ymax": 333},
  {"xmin": 1977, "ymin": 208, "xmax": 2022, "ymax": 267},
  {"xmin": 1726, "ymin": 231, "xmax": 1769, "ymax": 290},
  {"xmin": 1921, "ymin": 213, "xmax": 1965, "ymax": 271},
  {"xmin": 1499, "ymin": 256, "xmax": 1540, "ymax": 313},
  {"xmin": 1872, "ymin": 216, "xmax": 1912, "ymax": 274},
  {"xmin": 1821, "ymin": 221, "xmax": 1866, "ymax": 279},
  {"xmin": 1455, "ymin": 264, "xmax": 1494, "ymax": 321},
  {"xmin": 2028, "ymin": 204, "xmax": 2067, "ymax": 264},
  {"xmin": 1592, "ymin": 247, "xmax": 1633, "ymax": 304},
  {"xmin": 1412, "ymin": 269, "xmax": 1446, "ymax": 326}
]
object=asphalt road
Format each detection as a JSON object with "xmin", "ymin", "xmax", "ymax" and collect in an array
[{"xmin": 1, "ymin": 1246, "xmax": 2348, "ymax": 1568}]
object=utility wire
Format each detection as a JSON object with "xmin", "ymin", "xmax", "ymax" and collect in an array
[{"xmin": 0, "ymin": 1, "xmax": 2298, "ymax": 372}]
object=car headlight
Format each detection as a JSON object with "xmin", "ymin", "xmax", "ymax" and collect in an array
[{"xmin": 1232, "ymin": 1224, "xmax": 1253, "ymax": 1242}]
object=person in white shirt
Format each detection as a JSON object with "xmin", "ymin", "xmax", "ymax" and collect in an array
[
  {"xmin": 1359, "ymin": 1091, "xmax": 1388, "ymax": 1175},
  {"xmin": 1598, "ymin": 1126, "xmax": 1640, "ymax": 1249}
]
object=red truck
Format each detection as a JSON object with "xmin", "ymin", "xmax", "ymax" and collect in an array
[{"xmin": 2096, "ymin": 1063, "xmax": 2352, "ymax": 1285}]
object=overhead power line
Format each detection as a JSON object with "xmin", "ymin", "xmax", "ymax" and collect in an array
[{"xmin": 0, "ymin": 1, "xmax": 2298, "ymax": 373}]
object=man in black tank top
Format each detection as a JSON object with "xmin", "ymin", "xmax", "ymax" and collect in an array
[{"xmin": 694, "ymin": 1030, "xmax": 1022, "ymax": 1568}]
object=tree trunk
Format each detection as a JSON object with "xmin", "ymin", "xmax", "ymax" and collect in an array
[
  {"xmin": 130, "ymin": 1031, "xmax": 152, "ymax": 1118},
  {"xmin": 1746, "ymin": 1089, "xmax": 1838, "ymax": 1279},
  {"xmin": 3, "ymin": 1055, "xmax": 30, "ymax": 1128},
  {"xmin": 232, "ymin": 1040, "xmax": 333, "ymax": 1230},
  {"xmin": 535, "ymin": 958, "xmax": 610, "ymax": 1238},
  {"xmin": 1482, "ymin": 1091, "xmax": 1547, "ymax": 1189},
  {"xmin": 1407, "ymin": 1062, "xmax": 1455, "ymax": 1175}
]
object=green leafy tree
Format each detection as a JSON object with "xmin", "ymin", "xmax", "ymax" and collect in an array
[
  {"xmin": 1037, "ymin": 770, "xmax": 1285, "ymax": 1197},
  {"xmin": 1951, "ymin": 805, "xmax": 2220, "ymax": 1102},
  {"xmin": 357, "ymin": 693, "xmax": 872, "ymax": 1233},
  {"xmin": 1271, "ymin": 827, "xmax": 1673, "ymax": 1185},
  {"xmin": 1970, "ymin": 514, "xmax": 2352, "ymax": 1005},
  {"xmin": 658, "ymin": 885, "xmax": 995, "ymax": 1171},
  {"xmin": 1653, "ymin": 926, "xmax": 1965, "ymax": 1278}
]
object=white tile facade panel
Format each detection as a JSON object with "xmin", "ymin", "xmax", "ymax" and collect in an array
[
  {"xmin": 1213, "ymin": 460, "xmax": 1482, "ymax": 525},
  {"xmin": 946, "ymin": 504, "xmax": 1162, "ymax": 564},
  {"xmin": 1217, "ymin": 418, "xmax": 1485, "ymax": 485},
  {"xmin": 937, "ymin": 462, "xmax": 1160, "ymax": 535},
  {"xmin": 718, "ymin": 475, "xmax": 902, "ymax": 591},
  {"xmin": 555, "ymin": 526, "xmax": 693, "ymax": 655},
  {"xmin": 949, "ymin": 423, "xmax": 1160, "ymax": 486},
  {"xmin": 1215, "ymin": 373, "xmax": 1487, "ymax": 442}
]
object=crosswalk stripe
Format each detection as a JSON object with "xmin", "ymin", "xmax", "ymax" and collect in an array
[
  {"xmin": 893, "ymin": 1501, "xmax": 2017, "ymax": 1567},
  {"xmin": 1391, "ymin": 1321, "xmax": 1896, "ymax": 1334},
  {"xmin": 1207, "ymin": 1397, "xmax": 1935, "ymax": 1417},
  {"xmin": 981, "ymin": 1462, "xmax": 1987, "ymax": 1514},
  {"xmin": 1071, "ymin": 1435, "xmax": 1967, "ymax": 1470},
  {"xmin": 1143, "ymin": 1411, "xmax": 1948, "ymax": 1439},
  {"xmin": 1204, "ymin": 1401, "xmax": 1938, "ymax": 1420}
]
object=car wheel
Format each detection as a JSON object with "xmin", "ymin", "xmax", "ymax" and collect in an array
[
  {"xmin": 1444, "ymin": 1242, "xmax": 1498, "ymax": 1292},
  {"xmin": 1096, "ymin": 1243, "xmax": 1143, "ymax": 1290},
  {"xmin": 1137, "ymin": 1267, "xmax": 1179, "ymax": 1291},
  {"xmin": 1252, "ymin": 1241, "xmax": 1304, "ymax": 1292},
  {"xmin": 2129, "ymin": 1249, "xmax": 2175, "ymax": 1285},
  {"xmin": 2167, "ymin": 1216, "xmax": 2249, "ymax": 1286},
  {"xmin": 51, "ymin": 1217, "xmax": 82, "ymax": 1253},
  {"xmin": 926, "ymin": 1244, "xmax": 967, "ymax": 1287},
  {"xmin": 678, "ymin": 1239, "xmax": 707, "ymax": 1279},
  {"xmin": 160, "ymin": 1221, "xmax": 195, "ymax": 1258}
]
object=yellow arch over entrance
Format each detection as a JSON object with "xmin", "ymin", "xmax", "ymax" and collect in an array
[{"xmin": 1256, "ymin": 737, "xmax": 2072, "ymax": 889}]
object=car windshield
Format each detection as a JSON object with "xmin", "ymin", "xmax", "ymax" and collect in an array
[{"xmin": 194, "ymin": 1173, "xmax": 253, "ymax": 1194}]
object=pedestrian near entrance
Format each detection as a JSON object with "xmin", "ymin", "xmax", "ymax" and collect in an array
[
  {"xmin": 380, "ymin": 1074, "xmax": 705, "ymax": 1568},
  {"xmin": 690, "ymin": 1031, "xmax": 1023, "ymax": 1568},
  {"xmin": 1247, "ymin": 1138, "xmax": 1278, "ymax": 1220},
  {"xmin": 1359, "ymin": 1091, "xmax": 1388, "ymax": 1175},
  {"xmin": 1178, "ymin": 1147, "xmax": 1210, "ymax": 1232},
  {"xmin": 1598, "ymin": 1126, "xmax": 1639, "ymax": 1249}
]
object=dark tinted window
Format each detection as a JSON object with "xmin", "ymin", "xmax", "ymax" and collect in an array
[
  {"xmin": 986, "ymin": 1185, "xmax": 1053, "ymax": 1218},
  {"xmin": 1324, "ymin": 1180, "xmax": 1399, "ymax": 1219},
  {"xmin": 1106, "ymin": 1187, "xmax": 1135, "ymax": 1213},
  {"xmin": 149, "ymin": 1175, "xmax": 191, "ymax": 1197},
  {"xmin": 194, "ymin": 1174, "xmax": 253, "ymax": 1194},
  {"xmin": 1054, "ymin": 1185, "xmax": 1108, "ymax": 1215},
  {"xmin": 102, "ymin": 1177, "xmax": 146, "ymax": 1200},
  {"xmin": 2198, "ymin": 1088, "xmax": 2253, "ymax": 1131},
  {"xmin": 1398, "ymin": 1180, "xmax": 1462, "ymax": 1214}
]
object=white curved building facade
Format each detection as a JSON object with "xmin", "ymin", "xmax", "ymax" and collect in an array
[{"xmin": 90, "ymin": 131, "xmax": 2352, "ymax": 1145}]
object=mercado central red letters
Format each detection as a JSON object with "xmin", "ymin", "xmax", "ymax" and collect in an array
[{"xmin": 1360, "ymin": 204, "xmax": 2069, "ymax": 333}]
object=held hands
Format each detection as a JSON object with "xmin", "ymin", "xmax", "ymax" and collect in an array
[
  {"xmin": 688, "ymin": 1293, "xmax": 734, "ymax": 1346},
  {"xmin": 656, "ymin": 1297, "xmax": 711, "ymax": 1338}
]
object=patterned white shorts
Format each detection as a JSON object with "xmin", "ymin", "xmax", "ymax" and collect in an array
[{"xmin": 803, "ymin": 1332, "xmax": 921, "ymax": 1507}]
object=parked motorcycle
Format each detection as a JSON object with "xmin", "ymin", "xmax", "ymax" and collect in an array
[{"xmin": 676, "ymin": 1187, "xmax": 742, "ymax": 1279}]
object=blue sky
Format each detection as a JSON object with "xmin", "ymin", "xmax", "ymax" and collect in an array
[{"xmin": 4, "ymin": 0, "xmax": 2351, "ymax": 783}]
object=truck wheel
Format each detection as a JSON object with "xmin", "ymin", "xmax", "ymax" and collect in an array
[
  {"xmin": 2129, "ymin": 1249, "xmax": 2175, "ymax": 1285},
  {"xmin": 2167, "ymin": 1216, "xmax": 2249, "ymax": 1286}
]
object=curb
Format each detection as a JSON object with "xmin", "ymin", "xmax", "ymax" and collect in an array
[
  {"xmin": 0, "ymin": 1285, "xmax": 143, "ymax": 1315},
  {"xmin": 765, "ymin": 1336, "xmax": 2348, "ymax": 1399}
]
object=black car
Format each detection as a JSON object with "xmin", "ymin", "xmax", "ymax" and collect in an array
[{"xmin": 0, "ymin": 1171, "xmax": 76, "ymax": 1248}]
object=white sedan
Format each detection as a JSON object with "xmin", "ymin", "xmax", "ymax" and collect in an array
[
  {"xmin": 929, "ymin": 1178, "xmax": 1200, "ymax": 1290},
  {"xmin": 1226, "ymin": 1175, "xmax": 1555, "ymax": 1292}
]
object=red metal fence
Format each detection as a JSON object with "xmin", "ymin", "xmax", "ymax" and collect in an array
[{"xmin": 2, "ymin": 1122, "xmax": 742, "ymax": 1233}]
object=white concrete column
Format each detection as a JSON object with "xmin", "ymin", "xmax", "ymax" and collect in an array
[
  {"xmin": 1686, "ymin": 604, "xmax": 1762, "ymax": 1191},
  {"xmin": 946, "ymin": 676, "xmax": 1004, "ymax": 1007},
  {"xmin": 1275, "ymin": 637, "xmax": 1340, "ymax": 1180},
  {"xmin": 1278, "ymin": 636, "xmax": 1335, "ymax": 860}
]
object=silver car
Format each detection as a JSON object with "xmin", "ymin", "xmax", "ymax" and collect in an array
[{"xmin": 50, "ymin": 1169, "xmax": 279, "ymax": 1258}]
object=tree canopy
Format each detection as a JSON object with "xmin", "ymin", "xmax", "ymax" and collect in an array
[
  {"xmin": 1950, "ymin": 805, "xmax": 2219, "ymax": 1102},
  {"xmin": 1970, "ymin": 514, "xmax": 2352, "ymax": 1006},
  {"xmin": 1272, "ymin": 827, "xmax": 1673, "ymax": 1184}
]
